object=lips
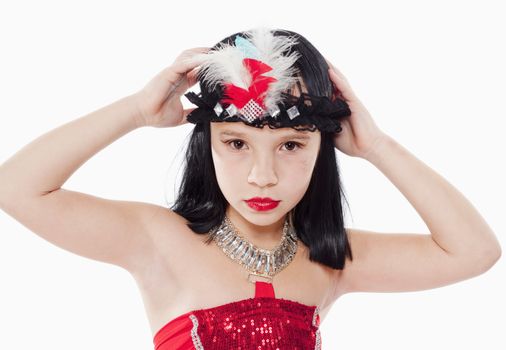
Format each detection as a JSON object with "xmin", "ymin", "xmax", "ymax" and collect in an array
[
  {"xmin": 245, "ymin": 197, "xmax": 281, "ymax": 212},
  {"xmin": 245, "ymin": 197, "xmax": 280, "ymax": 204}
]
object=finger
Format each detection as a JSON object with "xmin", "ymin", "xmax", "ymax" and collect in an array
[
  {"xmin": 166, "ymin": 48, "xmax": 211, "ymax": 82},
  {"xmin": 186, "ymin": 67, "xmax": 200, "ymax": 87},
  {"xmin": 324, "ymin": 58, "xmax": 350, "ymax": 90},
  {"xmin": 166, "ymin": 65, "xmax": 201, "ymax": 100},
  {"xmin": 175, "ymin": 48, "xmax": 210, "ymax": 72},
  {"xmin": 324, "ymin": 57, "xmax": 356, "ymax": 96},
  {"xmin": 324, "ymin": 57, "xmax": 351, "ymax": 101},
  {"xmin": 328, "ymin": 68, "xmax": 356, "ymax": 103},
  {"xmin": 324, "ymin": 57, "xmax": 349, "ymax": 83}
]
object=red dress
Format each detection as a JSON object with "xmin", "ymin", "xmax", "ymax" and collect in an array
[{"xmin": 153, "ymin": 281, "xmax": 322, "ymax": 349}]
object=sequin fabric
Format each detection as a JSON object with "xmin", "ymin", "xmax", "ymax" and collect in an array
[{"xmin": 153, "ymin": 281, "xmax": 321, "ymax": 349}]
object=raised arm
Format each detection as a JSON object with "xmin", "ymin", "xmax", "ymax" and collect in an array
[
  {"xmin": 0, "ymin": 94, "xmax": 161, "ymax": 273},
  {"xmin": 325, "ymin": 59, "xmax": 501, "ymax": 296},
  {"xmin": 341, "ymin": 135, "xmax": 502, "ymax": 294},
  {"xmin": 0, "ymin": 48, "xmax": 209, "ymax": 275}
]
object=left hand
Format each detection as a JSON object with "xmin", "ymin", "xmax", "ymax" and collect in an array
[{"xmin": 326, "ymin": 58, "xmax": 388, "ymax": 159}]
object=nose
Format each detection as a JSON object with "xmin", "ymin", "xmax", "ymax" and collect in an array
[{"xmin": 247, "ymin": 154, "xmax": 278, "ymax": 188}]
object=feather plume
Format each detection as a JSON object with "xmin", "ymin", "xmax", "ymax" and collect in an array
[
  {"xmin": 183, "ymin": 27, "xmax": 301, "ymax": 113},
  {"xmin": 241, "ymin": 27, "xmax": 301, "ymax": 110}
]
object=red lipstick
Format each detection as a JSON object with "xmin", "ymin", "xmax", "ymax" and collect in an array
[{"xmin": 245, "ymin": 197, "xmax": 281, "ymax": 211}]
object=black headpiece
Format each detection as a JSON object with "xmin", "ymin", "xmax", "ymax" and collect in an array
[{"xmin": 184, "ymin": 27, "xmax": 351, "ymax": 133}]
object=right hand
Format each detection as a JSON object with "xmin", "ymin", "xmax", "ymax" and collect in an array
[{"xmin": 133, "ymin": 47, "xmax": 210, "ymax": 128}]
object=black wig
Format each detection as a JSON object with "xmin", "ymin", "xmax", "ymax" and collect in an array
[{"xmin": 168, "ymin": 29, "xmax": 353, "ymax": 270}]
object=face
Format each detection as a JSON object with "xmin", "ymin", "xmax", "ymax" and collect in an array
[{"xmin": 210, "ymin": 121, "xmax": 321, "ymax": 228}]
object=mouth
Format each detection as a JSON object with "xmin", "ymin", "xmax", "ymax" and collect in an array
[{"xmin": 245, "ymin": 197, "xmax": 281, "ymax": 211}]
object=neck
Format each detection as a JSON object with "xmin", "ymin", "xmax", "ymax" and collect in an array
[{"xmin": 225, "ymin": 205, "xmax": 286, "ymax": 250}]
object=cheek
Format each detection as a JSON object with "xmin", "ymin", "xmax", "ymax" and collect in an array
[
  {"xmin": 211, "ymin": 146, "xmax": 241, "ymax": 193},
  {"xmin": 281, "ymin": 157, "xmax": 315, "ymax": 194}
]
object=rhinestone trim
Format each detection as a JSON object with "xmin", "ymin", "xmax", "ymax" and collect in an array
[
  {"xmin": 189, "ymin": 314, "xmax": 204, "ymax": 349},
  {"xmin": 313, "ymin": 306, "xmax": 321, "ymax": 350},
  {"xmin": 312, "ymin": 306, "xmax": 320, "ymax": 327},
  {"xmin": 315, "ymin": 328, "xmax": 322, "ymax": 350}
]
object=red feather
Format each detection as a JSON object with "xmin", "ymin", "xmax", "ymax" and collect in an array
[{"xmin": 221, "ymin": 58, "xmax": 277, "ymax": 110}]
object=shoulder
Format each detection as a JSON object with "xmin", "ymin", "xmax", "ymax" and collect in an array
[
  {"xmin": 295, "ymin": 240, "xmax": 346, "ymax": 309},
  {"xmin": 130, "ymin": 204, "xmax": 201, "ymax": 277}
]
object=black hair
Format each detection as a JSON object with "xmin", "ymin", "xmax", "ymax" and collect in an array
[{"xmin": 167, "ymin": 29, "xmax": 353, "ymax": 270}]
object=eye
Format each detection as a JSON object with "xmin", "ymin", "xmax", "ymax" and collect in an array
[
  {"xmin": 227, "ymin": 139, "xmax": 247, "ymax": 150},
  {"xmin": 283, "ymin": 141, "xmax": 302, "ymax": 152},
  {"xmin": 224, "ymin": 139, "xmax": 304, "ymax": 152}
]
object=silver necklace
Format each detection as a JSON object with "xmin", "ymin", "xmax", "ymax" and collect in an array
[{"xmin": 209, "ymin": 214, "xmax": 298, "ymax": 284}]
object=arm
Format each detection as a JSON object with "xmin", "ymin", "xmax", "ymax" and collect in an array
[
  {"xmin": 340, "ymin": 135, "xmax": 501, "ymax": 294},
  {"xmin": 0, "ymin": 95, "xmax": 141, "ymax": 198},
  {"xmin": 324, "ymin": 60, "xmax": 501, "ymax": 296},
  {"xmin": 366, "ymin": 135, "xmax": 501, "ymax": 258},
  {"xmin": 0, "ymin": 95, "xmax": 164, "ymax": 273},
  {"xmin": 0, "ymin": 49, "xmax": 208, "ymax": 276}
]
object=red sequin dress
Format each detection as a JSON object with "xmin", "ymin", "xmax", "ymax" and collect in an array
[{"xmin": 153, "ymin": 281, "xmax": 321, "ymax": 349}]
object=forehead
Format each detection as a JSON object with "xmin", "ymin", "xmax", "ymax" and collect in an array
[{"xmin": 211, "ymin": 121, "xmax": 318, "ymax": 139}]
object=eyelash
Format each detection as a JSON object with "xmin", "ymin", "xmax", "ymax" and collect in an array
[{"xmin": 224, "ymin": 139, "xmax": 304, "ymax": 153}]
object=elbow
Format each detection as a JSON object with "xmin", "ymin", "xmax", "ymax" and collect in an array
[
  {"xmin": 473, "ymin": 228, "xmax": 502, "ymax": 270},
  {"xmin": 478, "ymin": 242, "xmax": 502, "ymax": 272},
  {"xmin": 491, "ymin": 243, "xmax": 502, "ymax": 263},
  {"xmin": 487, "ymin": 233, "xmax": 502, "ymax": 262}
]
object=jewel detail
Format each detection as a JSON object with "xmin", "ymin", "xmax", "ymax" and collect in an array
[
  {"xmin": 213, "ymin": 102, "xmax": 223, "ymax": 116},
  {"xmin": 209, "ymin": 215, "xmax": 297, "ymax": 281},
  {"xmin": 286, "ymin": 105, "xmax": 300, "ymax": 119}
]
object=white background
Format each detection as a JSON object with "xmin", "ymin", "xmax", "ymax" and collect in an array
[{"xmin": 1, "ymin": 1, "xmax": 504, "ymax": 349}]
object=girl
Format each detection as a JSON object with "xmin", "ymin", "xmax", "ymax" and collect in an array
[{"xmin": 0, "ymin": 27, "xmax": 501, "ymax": 349}]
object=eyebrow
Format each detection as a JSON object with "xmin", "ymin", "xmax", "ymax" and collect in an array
[{"xmin": 219, "ymin": 130, "xmax": 311, "ymax": 140}]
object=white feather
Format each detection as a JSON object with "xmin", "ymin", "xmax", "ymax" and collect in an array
[
  {"xmin": 242, "ymin": 27, "xmax": 301, "ymax": 110},
  {"xmin": 183, "ymin": 26, "xmax": 301, "ymax": 111}
]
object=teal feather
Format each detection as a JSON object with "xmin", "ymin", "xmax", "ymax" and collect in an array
[{"xmin": 234, "ymin": 36, "xmax": 260, "ymax": 59}]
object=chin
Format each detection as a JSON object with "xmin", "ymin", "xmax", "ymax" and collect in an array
[{"xmin": 240, "ymin": 204, "xmax": 288, "ymax": 223}]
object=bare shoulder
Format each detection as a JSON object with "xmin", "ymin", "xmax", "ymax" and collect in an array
[
  {"xmin": 131, "ymin": 204, "xmax": 201, "ymax": 282},
  {"xmin": 0, "ymin": 187, "xmax": 185, "ymax": 276}
]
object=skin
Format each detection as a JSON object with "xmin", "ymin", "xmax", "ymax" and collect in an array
[
  {"xmin": 0, "ymin": 47, "xmax": 500, "ymax": 340},
  {"xmin": 210, "ymin": 121, "xmax": 321, "ymax": 248},
  {"xmin": 132, "ymin": 49, "xmax": 389, "ymax": 250}
]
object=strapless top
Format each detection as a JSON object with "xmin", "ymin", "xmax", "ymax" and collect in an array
[{"xmin": 153, "ymin": 281, "xmax": 321, "ymax": 349}]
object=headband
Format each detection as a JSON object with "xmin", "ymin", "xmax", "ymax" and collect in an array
[{"xmin": 184, "ymin": 27, "xmax": 351, "ymax": 133}]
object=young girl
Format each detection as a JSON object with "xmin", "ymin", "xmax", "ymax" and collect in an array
[{"xmin": 0, "ymin": 27, "xmax": 501, "ymax": 350}]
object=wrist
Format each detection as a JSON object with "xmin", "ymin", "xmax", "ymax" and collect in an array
[
  {"xmin": 127, "ymin": 92, "xmax": 148, "ymax": 128},
  {"xmin": 362, "ymin": 134, "xmax": 396, "ymax": 166}
]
